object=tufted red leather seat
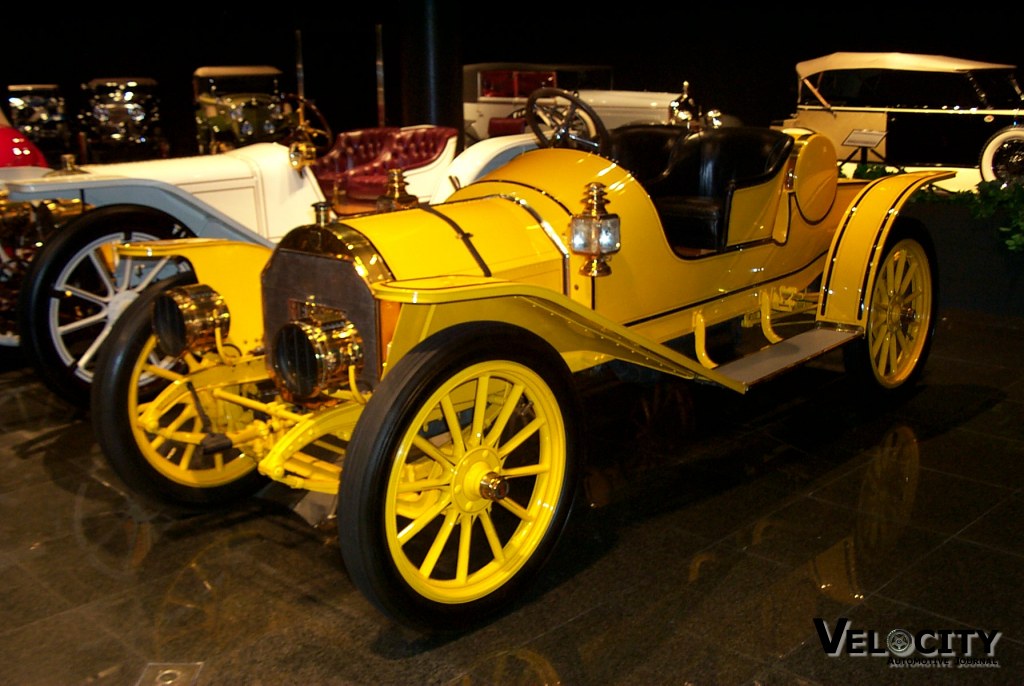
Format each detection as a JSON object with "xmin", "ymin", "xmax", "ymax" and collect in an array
[
  {"xmin": 309, "ymin": 127, "xmax": 401, "ymax": 198},
  {"xmin": 343, "ymin": 125, "xmax": 459, "ymax": 200}
]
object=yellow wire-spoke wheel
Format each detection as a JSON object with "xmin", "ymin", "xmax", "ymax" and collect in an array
[
  {"xmin": 128, "ymin": 334, "xmax": 258, "ymax": 489},
  {"xmin": 338, "ymin": 322, "xmax": 581, "ymax": 632},
  {"xmin": 844, "ymin": 226, "xmax": 937, "ymax": 394},
  {"xmin": 865, "ymin": 237, "xmax": 933, "ymax": 386},
  {"xmin": 92, "ymin": 273, "xmax": 268, "ymax": 509},
  {"xmin": 384, "ymin": 359, "xmax": 566, "ymax": 602}
]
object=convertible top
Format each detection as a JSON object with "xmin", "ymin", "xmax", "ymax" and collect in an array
[
  {"xmin": 796, "ymin": 52, "xmax": 1017, "ymax": 78},
  {"xmin": 193, "ymin": 66, "xmax": 283, "ymax": 78}
]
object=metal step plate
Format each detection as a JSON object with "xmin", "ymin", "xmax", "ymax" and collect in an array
[{"xmin": 714, "ymin": 327, "xmax": 861, "ymax": 387}]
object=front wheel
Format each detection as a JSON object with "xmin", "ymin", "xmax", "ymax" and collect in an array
[
  {"xmin": 843, "ymin": 223, "xmax": 938, "ymax": 392},
  {"xmin": 979, "ymin": 127, "xmax": 1024, "ymax": 184},
  {"xmin": 90, "ymin": 273, "xmax": 267, "ymax": 509},
  {"xmin": 337, "ymin": 322, "xmax": 583, "ymax": 632},
  {"xmin": 18, "ymin": 205, "xmax": 192, "ymax": 405}
]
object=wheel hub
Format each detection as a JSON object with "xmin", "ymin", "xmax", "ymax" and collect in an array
[
  {"xmin": 996, "ymin": 141, "xmax": 1024, "ymax": 178},
  {"xmin": 479, "ymin": 472, "xmax": 509, "ymax": 501},
  {"xmin": 107, "ymin": 288, "xmax": 140, "ymax": 321},
  {"xmin": 451, "ymin": 448, "xmax": 504, "ymax": 513},
  {"xmin": 885, "ymin": 294, "xmax": 915, "ymax": 335}
]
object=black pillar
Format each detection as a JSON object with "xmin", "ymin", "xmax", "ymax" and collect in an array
[{"xmin": 382, "ymin": 1, "xmax": 464, "ymax": 148}]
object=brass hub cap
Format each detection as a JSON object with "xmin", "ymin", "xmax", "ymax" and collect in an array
[
  {"xmin": 479, "ymin": 472, "xmax": 509, "ymax": 501},
  {"xmin": 451, "ymin": 448, "xmax": 505, "ymax": 513}
]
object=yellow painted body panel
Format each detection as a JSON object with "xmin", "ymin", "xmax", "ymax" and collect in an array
[
  {"xmin": 373, "ymin": 278, "xmax": 747, "ymax": 392},
  {"xmin": 442, "ymin": 148, "xmax": 654, "ymax": 310},
  {"xmin": 726, "ymin": 182, "xmax": 781, "ymax": 245},
  {"xmin": 361, "ymin": 144, "xmax": 865, "ymax": 350},
  {"xmin": 350, "ymin": 197, "xmax": 566, "ymax": 292},
  {"xmin": 817, "ymin": 170, "xmax": 954, "ymax": 326},
  {"xmin": 115, "ymin": 238, "xmax": 272, "ymax": 353}
]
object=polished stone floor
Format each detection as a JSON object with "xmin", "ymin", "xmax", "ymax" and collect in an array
[{"xmin": 0, "ymin": 305, "xmax": 1021, "ymax": 686}]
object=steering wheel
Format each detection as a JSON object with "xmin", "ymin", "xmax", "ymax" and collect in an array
[
  {"xmin": 280, "ymin": 94, "xmax": 334, "ymax": 166},
  {"xmin": 525, "ymin": 87, "xmax": 610, "ymax": 156}
]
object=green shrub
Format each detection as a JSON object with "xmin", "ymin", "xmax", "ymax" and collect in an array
[
  {"xmin": 972, "ymin": 181, "xmax": 1024, "ymax": 253},
  {"xmin": 851, "ymin": 164, "xmax": 1024, "ymax": 253}
]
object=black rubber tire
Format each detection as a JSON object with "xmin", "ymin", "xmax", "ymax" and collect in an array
[
  {"xmin": 843, "ymin": 220, "xmax": 938, "ymax": 394},
  {"xmin": 90, "ymin": 271, "xmax": 267, "ymax": 509},
  {"xmin": 337, "ymin": 322, "xmax": 583, "ymax": 633},
  {"xmin": 18, "ymin": 204, "xmax": 191, "ymax": 406},
  {"xmin": 979, "ymin": 126, "xmax": 1024, "ymax": 184}
]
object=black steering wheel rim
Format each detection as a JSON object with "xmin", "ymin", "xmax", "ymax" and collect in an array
[
  {"xmin": 525, "ymin": 87, "xmax": 610, "ymax": 156},
  {"xmin": 280, "ymin": 94, "xmax": 334, "ymax": 157}
]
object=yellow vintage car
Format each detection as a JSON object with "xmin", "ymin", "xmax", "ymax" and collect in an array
[{"xmin": 90, "ymin": 89, "xmax": 951, "ymax": 633}]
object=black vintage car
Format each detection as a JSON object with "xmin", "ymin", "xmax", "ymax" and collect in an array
[
  {"xmin": 77, "ymin": 76, "xmax": 168, "ymax": 163},
  {"xmin": 5, "ymin": 83, "xmax": 72, "ymax": 167}
]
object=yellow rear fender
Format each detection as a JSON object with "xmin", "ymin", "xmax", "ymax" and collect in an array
[
  {"xmin": 374, "ymin": 276, "xmax": 748, "ymax": 393},
  {"xmin": 817, "ymin": 170, "xmax": 954, "ymax": 327},
  {"xmin": 115, "ymin": 238, "xmax": 273, "ymax": 354}
]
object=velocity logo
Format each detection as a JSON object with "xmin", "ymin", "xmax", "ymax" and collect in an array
[{"xmin": 813, "ymin": 617, "xmax": 1002, "ymax": 668}]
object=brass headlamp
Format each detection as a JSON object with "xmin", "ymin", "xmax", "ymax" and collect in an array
[
  {"xmin": 152, "ymin": 284, "xmax": 230, "ymax": 356},
  {"xmin": 271, "ymin": 312, "xmax": 364, "ymax": 399}
]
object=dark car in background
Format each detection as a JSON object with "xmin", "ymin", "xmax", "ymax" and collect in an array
[
  {"xmin": 5, "ymin": 83, "xmax": 72, "ymax": 167},
  {"xmin": 77, "ymin": 76, "xmax": 168, "ymax": 163},
  {"xmin": 193, "ymin": 65, "xmax": 299, "ymax": 154}
]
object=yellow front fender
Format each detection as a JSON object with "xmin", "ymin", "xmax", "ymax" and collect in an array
[
  {"xmin": 374, "ymin": 275, "xmax": 748, "ymax": 393},
  {"xmin": 817, "ymin": 170, "xmax": 954, "ymax": 327},
  {"xmin": 115, "ymin": 237, "xmax": 273, "ymax": 354}
]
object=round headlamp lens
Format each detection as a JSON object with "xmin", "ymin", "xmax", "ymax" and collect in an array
[{"xmin": 153, "ymin": 284, "xmax": 229, "ymax": 356}]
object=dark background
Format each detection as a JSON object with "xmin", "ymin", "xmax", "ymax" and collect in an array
[{"xmin": 3, "ymin": 6, "xmax": 1021, "ymax": 158}]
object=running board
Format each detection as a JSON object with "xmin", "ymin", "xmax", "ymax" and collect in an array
[{"xmin": 712, "ymin": 327, "xmax": 861, "ymax": 388}]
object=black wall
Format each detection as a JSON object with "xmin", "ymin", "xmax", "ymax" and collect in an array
[{"xmin": 3, "ymin": 8, "xmax": 1021, "ymax": 158}]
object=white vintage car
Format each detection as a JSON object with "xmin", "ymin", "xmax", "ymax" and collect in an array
[
  {"xmin": 778, "ymin": 51, "xmax": 1024, "ymax": 191},
  {"xmin": 3, "ymin": 122, "xmax": 539, "ymax": 405},
  {"xmin": 462, "ymin": 63, "xmax": 729, "ymax": 144}
]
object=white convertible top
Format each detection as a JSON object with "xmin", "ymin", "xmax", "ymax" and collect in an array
[{"xmin": 796, "ymin": 52, "xmax": 1017, "ymax": 78}]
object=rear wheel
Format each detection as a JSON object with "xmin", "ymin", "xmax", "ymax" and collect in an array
[
  {"xmin": 843, "ymin": 224, "xmax": 937, "ymax": 392},
  {"xmin": 19, "ymin": 205, "xmax": 192, "ymax": 405},
  {"xmin": 91, "ymin": 273, "xmax": 267, "ymax": 509},
  {"xmin": 980, "ymin": 127, "xmax": 1024, "ymax": 184},
  {"xmin": 337, "ymin": 322, "xmax": 582, "ymax": 632}
]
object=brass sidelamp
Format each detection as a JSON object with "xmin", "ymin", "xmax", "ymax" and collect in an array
[{"xmin": 569, "ymin": 181, "xmax": 620, "ymax": 276}]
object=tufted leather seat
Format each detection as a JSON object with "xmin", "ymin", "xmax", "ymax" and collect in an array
[
  {"xmin": 309, "ymin": 127, "xmax": 400, "ymax": 198},
  {"xmin": 340, "ymin": 125, "xmax": 459, "ymax": 200}
]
